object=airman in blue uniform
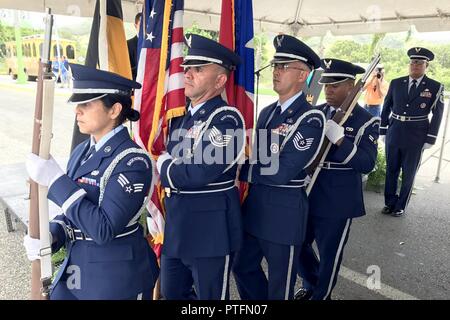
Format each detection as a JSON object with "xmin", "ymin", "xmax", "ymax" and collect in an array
[
  {"xmin": 24, "ymin": 64, "xmax": 159, "ymax": 299},
  {"xmin": 380, "ymin": 47, "xmax": 445, "ymax": 217},
  {"xmin": 155, "ymin": 34, "xmax": 245, "ymax": 300},
  {"xmin": 232, "ymin": 35, "xmax": 326, "ymax": 300},
  {"xmin": 295, "ymin": 59, "xmax": 380, "ymax": 300}
]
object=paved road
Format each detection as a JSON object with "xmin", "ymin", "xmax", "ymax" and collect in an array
[{"xmin": 0, "ymin": 75, "xmax": 448, "ymax": 300}]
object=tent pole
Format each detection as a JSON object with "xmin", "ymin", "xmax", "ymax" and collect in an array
[{"xmin": 434, "ymin": 94, "xmax": 450, "ymax": 183}]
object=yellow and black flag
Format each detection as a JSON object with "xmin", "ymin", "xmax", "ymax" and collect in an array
[
  {"xmin": 85, "ymin": 0, "xmax": 132, "ymax": 79},
  {"xmin": 72, "ymin": 0, "xmax": 132, "ymax": 150}
]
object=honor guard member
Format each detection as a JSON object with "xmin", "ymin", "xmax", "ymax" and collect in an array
[
  {"xmin": 380, "ymin": 47, "xmax": 445, "ymax": 217},
  {"xmin": 295, "ymin": 59, "xmax": 380, "ymax": 300},
  {"xmin": 155, "ymin": 34, "xmax": 245, "ymax": 300},
  {"xmin": 232, "ymin": 35, "xmax": 326, "ymax": 300},
  {"xmin": 23, "ymin": 64, "xmax": 159, "ymax": 299}
]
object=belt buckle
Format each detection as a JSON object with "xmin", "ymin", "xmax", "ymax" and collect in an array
[
  {"xmin": 321, "ymin": 162, "xmax": 330, "ymax": 169},
  {"xmin": 400, "ymin": 116, "xmax": 406, "ymax": 122},
  {"xmin": 164, "ymin": 187, "xmax": 171, "ymax": 198}
]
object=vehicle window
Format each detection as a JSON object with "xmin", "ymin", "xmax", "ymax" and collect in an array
[{"xmin": 66, "ymin": 45, "xmax": 75, "ymax": 59}]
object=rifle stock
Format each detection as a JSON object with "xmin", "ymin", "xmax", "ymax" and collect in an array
[
  {"xmin": 306, "ymin": 54, "xmax": 381, "ymax": 195},
  {"xmin": 29, "ymin": 8, "xmax": 54, "ymax": 300}
]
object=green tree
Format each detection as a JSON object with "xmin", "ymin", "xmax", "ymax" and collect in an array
[
  {"xmin": 325, "ymin": 39, "xmax": 370, "ymax": 63},
  {"xmin": 184, "ymin": 22, "xmax": 218, "ymax": 40},
  {"xmin": 369, "ymin": 33, "xmax": 386, "ymax": 57}
]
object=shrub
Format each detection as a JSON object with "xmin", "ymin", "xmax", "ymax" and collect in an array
[{"xmin": 366, "ymin": 146, "xmax": 387, "ymax": 192}]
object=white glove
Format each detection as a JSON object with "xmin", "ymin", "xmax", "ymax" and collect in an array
[
  {"xmin": 26, "ymin": 153, "xmax": 64, "ymax": 187},
  {"xmin": 423, "ymin": 143, "xmax": 433, "ymax": 150},
  {"xmin": 325, "ymin": 120, "xmax": 345, "ymax": 144},
  {"xmin": 23, "ymin": 234, "xmax": 41, "ymax": 261},
  {"xmin": 156, "ymin": 152, "xmax": 173, "ymax": 173}
]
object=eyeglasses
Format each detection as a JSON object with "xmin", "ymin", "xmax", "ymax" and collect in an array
[
  {"xmin": 410, "ymin": 60, "xmax": 426, "ymax": 65},
  {"xmin": 183, "ymin": 66, "xmax": 205, "ymax": 74},
  {"xmin": 271, "ymin": 63, "xmax": 308, "ymax": 72}
]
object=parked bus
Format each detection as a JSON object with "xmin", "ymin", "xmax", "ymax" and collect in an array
[{"xmin": 5, "ymin": 35, "xmax": 77, "ymax": 81}]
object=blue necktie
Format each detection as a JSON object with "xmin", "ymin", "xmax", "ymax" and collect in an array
[
  {"xmin": 329, "ymin": 109, "xmax": 336, "ymax": 120},
  {"xmin": 408, "ymin": 79, "xmax": 417, "ymax": 100},
  {"xmin": 81, "ymin": 145, "xmax": 96, "ymax": 165},
  {"xmin": 266, "ymin": 105, "xmax": 281, "ymax": 128},
  {"xmin": 325, "ymin": 106, "xmax": 336, "ymax": 120}
]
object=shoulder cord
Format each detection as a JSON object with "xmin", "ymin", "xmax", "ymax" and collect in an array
[{"xmin": 99, "ymin": 148, "xmax": 153, "ymax": 224}]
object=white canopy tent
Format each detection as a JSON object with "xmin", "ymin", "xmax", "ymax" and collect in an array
[{"xmin": 2, "ymin": 0, "xmax": 450, "ymax": 36}]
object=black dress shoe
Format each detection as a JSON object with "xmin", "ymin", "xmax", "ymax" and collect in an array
[
  {"xmin": 381, "ymin": 206, "xmax": 393, "ymax": 214},
  {"xmin": 391, "ymin": 209, "xmax": 405, "ymax": 217},
  {"xmin": 294, "ymin": 287, "xmax": 313, "ymax": 300}
]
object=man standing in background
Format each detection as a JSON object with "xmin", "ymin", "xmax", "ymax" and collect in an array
[
  {"xmin": 127, "ymin": 12, "xmax": 142, "ymax": 80},
  {"xmin": 380, "ymin": 47, "xmax": 444, "ymax": 217}
]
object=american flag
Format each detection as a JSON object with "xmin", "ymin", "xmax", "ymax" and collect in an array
[{"xmin": 133, "ymin": 0, "xmax": 185, "ymax": 258}]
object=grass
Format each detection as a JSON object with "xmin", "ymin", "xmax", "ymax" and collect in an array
[
  {"xmin": 257, "ymin": 87, "xmax": 277, "ymax": 96},
  {"xmin": 51, "ymin": 247, "xmax": 67, "ymax": 280},
  {"xmin": 366, "ymin": 146, "xmax": 387, "ymax": 193}
]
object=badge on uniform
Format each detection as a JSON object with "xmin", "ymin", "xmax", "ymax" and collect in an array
[
  {"xmin": 78, "ymin": 176, "xmax": 99, "ymax": 187},
  {"xmin": 272, "ymin": 123, "xmax": 292, "ymax": 136},
  {"xmin": 420, "ymin": 103, "xmax": 427, "ymax": 109},
  {"xmin": 209, "ymin": 126, "xmax": 232, "ymax": 147},
  {"xmin": 307, "ymin": 116, "xmax": 324, "ymax": 127},
  {"xmin": 293, "ymin": 132, "xmax": 314, "ymax": 151},
  {"xmin": 275, "ymin": 35, "xmax": 284, "ymax": 48},
  {"xmin": 270, "ymin": 143, "xmax": 279, "ymax": 154},
  {"xmin": 420, "ymin": 89, "xmax": 432, "ymax": 98},
  {"xmin": 91, "ymin": 170, "xmax": 100, "ymax": 176},
  {"xmin": 220, "ymin": 114, "xmax": 239, "ymax": 125},
  {"xmin": 127, "ymin": 156, "xmax": 150, "ymax": 169},
  {"xmin": 186, "ymin": 122, "xmax": 205, "ymax": 139},
  {"xmin": 117, "ymin": 174, "xmax": 144, "ymax": 193}
]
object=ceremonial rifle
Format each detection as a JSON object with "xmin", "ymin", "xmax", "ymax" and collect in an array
[
  {"xmin": 306, "ymin": 54, "xmax": 381, "ymax": 195},
  {"xmin": 29, "ymin": 8, "xmax": 55, "ymax": 300}
]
